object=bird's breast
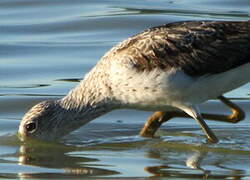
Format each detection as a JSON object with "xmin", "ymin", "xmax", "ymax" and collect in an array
[{"xmin": 108, "ymin": 63, "xmax": 195, "ymax": 110}]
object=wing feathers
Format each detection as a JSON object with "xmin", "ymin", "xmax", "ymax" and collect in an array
[{"xmin": 111, "ymin": 21, "xmax": 250, "ymax": 76}]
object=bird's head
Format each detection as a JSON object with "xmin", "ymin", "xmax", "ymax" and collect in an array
[
  {"xmin": 18, "ymin": 100, "xmax": 66, "ymax": 142},
  {"xmin": 18, "ymin": 94, "xmax": 113, "ymax": 142}
]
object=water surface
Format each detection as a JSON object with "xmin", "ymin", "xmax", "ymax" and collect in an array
[{"xmin": 0, "ymin": 0, "xmax": 250, "ymax": 179}]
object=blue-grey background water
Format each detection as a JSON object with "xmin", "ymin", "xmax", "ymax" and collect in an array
[{"xmin": 0, "ymin": 0, "xmax": 250, "ymax": 179}]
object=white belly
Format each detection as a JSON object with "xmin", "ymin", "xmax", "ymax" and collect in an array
[
  {"xmin": 187, "ymin": 62, "xmax": 250, "ymax": 104},
  {"xmin": 109, "ymin": 62, "xmax": 250, "ymax": 111}
]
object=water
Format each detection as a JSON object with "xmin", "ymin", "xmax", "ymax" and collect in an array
[{"xmin": 0, "ymin": 0, "xmax": 250, "ymax": 179}]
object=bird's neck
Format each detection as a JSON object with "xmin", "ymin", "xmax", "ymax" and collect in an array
[{"xmin": 58, "ymin": 66, "xmax": 118, "ymax": 127}]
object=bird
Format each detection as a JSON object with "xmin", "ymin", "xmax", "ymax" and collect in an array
[{"xmin": 18, "ymin": 20, "xmax": 250, "ymax": 143}]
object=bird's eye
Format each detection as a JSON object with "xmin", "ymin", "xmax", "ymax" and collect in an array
[{"xmin": 25, "ymin": 122, "xmax": 37, "ymax": 133}]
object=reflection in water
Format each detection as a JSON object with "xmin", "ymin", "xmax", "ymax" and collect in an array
[
  {"xmin": 186, "ymin": 151, "xmax": 204, "ymax": 169},
  {"xmin": 17, "ymin": 141, "xmax": 119, "ymax": 179},
  {"xmin": 0, "ymin": 126, "xmax": 250, "ymax": 179},
  {"xmin": 145, "ymin": 146, "xmax": 246, "ymax": 179}
]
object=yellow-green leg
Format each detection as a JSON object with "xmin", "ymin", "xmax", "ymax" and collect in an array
[{"xmin": 140, "ymin": 96, "xmax": 245, "ymax": 140}]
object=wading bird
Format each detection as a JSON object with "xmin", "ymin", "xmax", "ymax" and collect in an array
[{"xmin": 18, "ymin": 21, "xmax": 250, "ymax": 143}]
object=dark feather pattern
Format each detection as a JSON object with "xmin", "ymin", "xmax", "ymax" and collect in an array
[{"xmin": 113, "ymin": 21, "xmax": 250, "ymax": 76}]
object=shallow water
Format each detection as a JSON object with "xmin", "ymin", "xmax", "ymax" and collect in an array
[{"xmin": 0, "ymin": 0, "xmax": 250, "ymax": 179}]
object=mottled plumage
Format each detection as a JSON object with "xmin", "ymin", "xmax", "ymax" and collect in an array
[
  {"xmin": 18, "ymin": 21, "xmax": 250, "ymax": 142},
  {"xmin": 108, "ymin": 21, "xmax": 250, "ymax": 75}
]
